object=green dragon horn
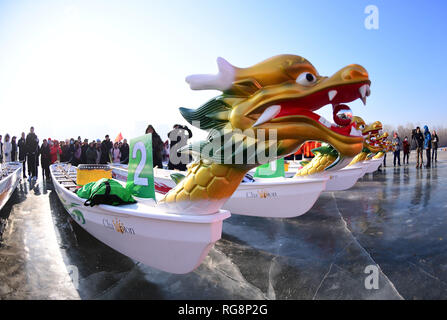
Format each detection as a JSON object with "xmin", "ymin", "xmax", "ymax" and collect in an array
[{"xmin": 180, "ymin": 97, "xmax": 231, "ymax": 131}]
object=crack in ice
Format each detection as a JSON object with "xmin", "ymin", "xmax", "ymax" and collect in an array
[{"xmin": 331, "ymin": 193, "xmax": 404, "ymax": 300}]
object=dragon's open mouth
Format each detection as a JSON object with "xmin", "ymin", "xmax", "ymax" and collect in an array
[{"xmin": 250, "ymin": 81, "xmax": 371, "ymax": 138}]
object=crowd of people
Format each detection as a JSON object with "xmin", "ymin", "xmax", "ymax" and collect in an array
[
  {"xmin": 1, "ymin": 123, "xmax": 440, "ymax": 180},
  {"xmin": 0, "ymin": 123, "xmax": 194, "ymax": 181},
  {"xmin": 386, "ymin": 125, "xmax": 440, "ymax": 169}
]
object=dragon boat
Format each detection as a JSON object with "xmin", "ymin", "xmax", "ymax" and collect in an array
[
  {"xmin": 112, "ymin": 166, "xmax": 330, "ymax": 218},
  {"xmin": 0, "ymin": 162, "xmax": 22, "ymax": 212},
  {"xmin": 348, "ymin": 120, "xmax": 384, "ymax": 174},
  {"xmin": 54, "ymin": 54, "xmax": 370, "ymax": 272},
  {"xmin": 292, "ymin": 116, "xmax": 368, "ymax": 191},
  {"xmin": 360, "ymin": 122, "xmax": 385, "ymax": 174},
  {"xmin": 51, "ymin": 163, "xmax": 230, "ymax": 274}
]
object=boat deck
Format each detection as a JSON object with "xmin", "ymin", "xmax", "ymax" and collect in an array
[{"xmin": 51, "ymin": 165, "xmax": 78, "ymax": 191}]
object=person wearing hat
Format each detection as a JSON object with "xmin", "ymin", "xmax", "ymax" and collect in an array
[
  {"xmin": 95, "ymin": 140, "xmax": 102, "ymax": 164},
  {"xmin": 423, "ymin": 125, "xmax": 432, "ymax": 168}
]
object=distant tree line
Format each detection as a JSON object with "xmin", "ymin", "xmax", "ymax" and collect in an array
[{"xmin": 383, "ymin": 123, "xmax": 447, "ymax": 149}]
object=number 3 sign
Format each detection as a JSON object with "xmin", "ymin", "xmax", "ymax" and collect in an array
[{"xmin": 126, "ymin": 134, "xmax": 156, "ymax": 199}]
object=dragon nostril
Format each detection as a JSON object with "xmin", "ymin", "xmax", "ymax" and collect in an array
[
  {"xmin": 342, "ymin": 68, "xmax": 369, "ymax": 81},
  {"xmin": 351, "ymin": 69, "xmax": 368, "ymax": 79}
]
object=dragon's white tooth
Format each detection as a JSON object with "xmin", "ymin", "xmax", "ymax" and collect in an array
[
  {"xmin": 350, "ymin": 127, "xmax": 363, "ymax": 137},
  {"xmin": 361, "ymin": 96, "xmax": 367, "ymax": 106},
  {"xmin": 253, "ymin": 105, "xmax": 281, "ymax": 127},
  {"xmin": 359, "ymin": 84, "xmax": 367, "ymax": 98},
  {"xmin": 366, "ymin": 84, "xmax": 371, "ymax": 96},
  {"xmin": 328, "ymin": 90, "xmax": 337, "ymax": 101}
]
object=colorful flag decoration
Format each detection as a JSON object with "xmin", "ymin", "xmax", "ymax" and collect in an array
[{"xmin": 115, "ymin": 132, "xmax": 123, "ymax": 142}]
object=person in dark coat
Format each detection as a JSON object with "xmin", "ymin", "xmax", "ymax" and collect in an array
[
  {"xmin": 402, "ymin": 136, "xmax": 410, "ymax": 165},
  {"xmin": 18, "ymin": 132, "xmax": 27, "ymax": 178},
  {"xmin": 11, "ymin": 136, "xmax": 17, "ymax": 161},
  {"xmin": 81, "ymin": 139, "xmax": 89, "ymax": 164},
  {"xmin": 413, "ymin": 127, "xmax": 424, "ymax": 168},
  {"xmin": 167, "ymin": 124, "xmax": 193, "ymax": 171},
  {"xmin": 71, "ymin": 141, "xmax": 82, "ymax": 166},
  {"xmin": 432, "ymin": 130, "xmax": 439, "ymax": 163},
  {"xmin": 61, "ymin": 140, "xmax": 70, "ymax": 163},
  {"xmin": 145, "ymin": 125, "xmax": 165, "ymax": 168},
  {"xmin": 95, "ymin": 141, "xmax": 102, "ymax": 164},
  {"xmin": 39, "ymin": 139, "xmax": 51, "ymax": 179},
  {"xmin": 68, "ymin": 138, "xmax": 75, "ymax": 163},
  {"xmin": 25, "ymin": 127, "xmax": 39, "ymax": 180},
  {"xmin": 0, "ymin": 135, "xmax": 3, "ymax": 163},
  {"xmin": 120, "ymin": 139, "xmax": 129, "ymax": 164},
  {"xmin": 100, "ymin": 135, "xmax": 113, "ymax": 164},
  {"xmin": 424, "ymin": 125, "xmax": 432, "ymax": 168},
  {"xmin": 86, "ymin": 141, "xmax": 97, "ymax": 164}
]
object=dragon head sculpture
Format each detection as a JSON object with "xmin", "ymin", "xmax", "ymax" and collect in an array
[
  {"xmin": 181, "ymin": 54, "xmax": 370, "ymax": 169},
  {"xmin": 377, "ymin": 131, "xmax": 389, "ymax": 150},
  {"xmin": 363, "ymin": 121, "xmax": 383, "ymax": 154},
  {"xmin": 161, "ymin": 55, "xmax": 371, "ymax": 214},
  {"xmin": 349, "ymin": 120, "xmax": 383, "ymax": 165},
  {"xmin": 295, "ymin": 116, "xmax": 368, "ymax": 176},
  {"xmin": 372, "ymin": 131, "xmax": 390, "ymax": 159}
]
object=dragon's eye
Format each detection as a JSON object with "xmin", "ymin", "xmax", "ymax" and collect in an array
[
  {"xmin": 359, "ymin": 124, "xmax": 365, "ymax": 130},
  {"xmin": 296, "ymin": 72, "xmax": 317, "ymax": 86}
]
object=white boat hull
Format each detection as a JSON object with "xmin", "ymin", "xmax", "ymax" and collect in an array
[
  {"xmin": 117, "ymin": 167, "xmax": 329, "ymax": 218},
  {"xmin": 324, "ymin": 166, "xmax": 364, "ymax": 191},
  {"xmin": 223, "ymin": 176, "xmax": 328, "ymax": 218},
  {"xmin": 363, "ymin": 159, "xmax": 383, "ymax": 174},
  {"xmin": 294, "ymin": 166, "xmax": 364, "ymax": 192},
  {"xmin": 347, "ymin": 161, "xmax": 370, "ymax": 178},
  {"xmin": 51, "ymin": 164, "xmax": 230, "ymax": 274},
  {"xmin": 0, "ymin": 162, "xmax": 22, "ymax": 211}
]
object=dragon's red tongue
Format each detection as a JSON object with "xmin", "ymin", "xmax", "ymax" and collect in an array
[{"xmin": 333, "ymin": 104, "xmax": 352, "ymax": 127}]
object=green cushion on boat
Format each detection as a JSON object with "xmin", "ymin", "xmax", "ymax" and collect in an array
[{"xmin": 76, "ymin": 178, "xmax": 136, "ymax": 207}]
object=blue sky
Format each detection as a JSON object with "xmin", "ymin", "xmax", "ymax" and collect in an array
[{"xmin": 0, "ymin": 0, "xmax": 446, "ymax": 141}]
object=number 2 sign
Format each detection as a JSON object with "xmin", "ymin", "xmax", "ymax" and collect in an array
[{"xmin": 126, "ymin": 134, "xmax": 155, "ymax": 199}]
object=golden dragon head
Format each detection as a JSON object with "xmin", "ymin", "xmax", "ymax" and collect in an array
[
  {"xmin": 180, "ymin": 55, "xmax": 371, "ymax": 169},
  {"xmin": 377, "ymin": 131, "xmax": 389, "ymax": 151},
  {"xmin": 362, "ymin": 121, "xmax": 383, "ymax": 153}
]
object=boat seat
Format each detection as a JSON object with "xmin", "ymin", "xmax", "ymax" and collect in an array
[
  {"xmin": 57, "ymin": 179, "xmax": 76, "ymax": 183},
  {"xmin": 62, "ymin": 182, "xmax": 78, "ymax": 188}
]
